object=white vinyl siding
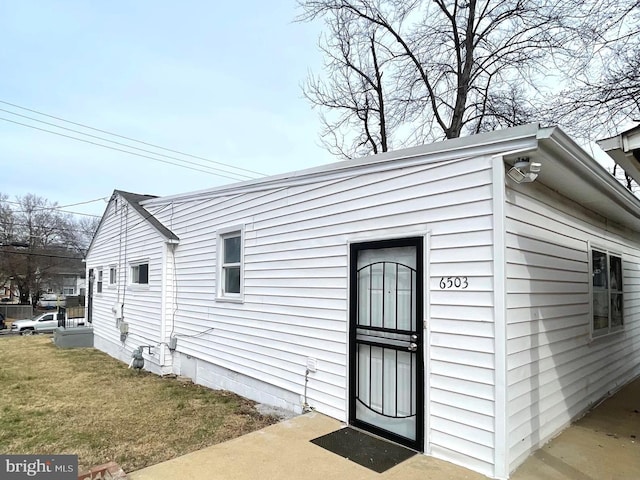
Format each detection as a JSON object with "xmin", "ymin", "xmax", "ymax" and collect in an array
[
  {"xmin": 152, "ymin": 154, "xmax": 497, "ymax": 476},
  {"xmin": 505, "ymin": 181, "xmax": 640, "ymax": 473},
  {"xmin": 86, "ymin": 197, "xmax": 168, "ymax": 374}
]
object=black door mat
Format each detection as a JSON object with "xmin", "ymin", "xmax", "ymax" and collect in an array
[{"xmin": 310, "ymin": 427, "xmax": 416, "ymax": 473}]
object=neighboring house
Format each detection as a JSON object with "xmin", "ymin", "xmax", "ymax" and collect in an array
[
  {"xmin": 39, "ymin": 258, "xmax": 86, "ymax": 297},
  {"xmin": 0, "ymin": 281, "xmax": 18, "ymax": 301},
  {"xmin": 85, "ymin": 124, "xmax": 640, "ymax": 479}
]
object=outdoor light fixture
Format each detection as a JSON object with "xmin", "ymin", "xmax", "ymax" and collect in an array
[{"xmin": 507, "ymin": 158, "xmax": 541, "ymax": 184}]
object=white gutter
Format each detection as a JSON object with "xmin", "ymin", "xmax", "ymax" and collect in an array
[
  {"xmin": 539, "ymin": 126, "xmax": 640, "ymax": 221},
  {"xmin": 142, "ymin": 124, "xmax": 541, "ymax": 207},
  {"xmin": 597, "ymin": 125, "xmax": 640, "ymax": 186}
]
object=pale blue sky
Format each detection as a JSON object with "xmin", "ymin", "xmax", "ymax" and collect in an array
[{"xmin": 0, "ymin": 1, "xmax": 328, "ymax": 216}]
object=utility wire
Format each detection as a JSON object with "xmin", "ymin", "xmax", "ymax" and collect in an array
[
  {"xmin": 5, "ymin": 197, "xmax": 172, "ymax": 250},
  {"xmin": 0, "ymin": 108, "xmax": 254, "ymax": 181},
  {"xmin": 0, "ymin": 99, "xmax": 266, "ymax": 177},
  {"xmin": 1, "ymin": 199, "xmax": 101, "ymax": 217},
  {"xmin": 36, "ymin": 197, "xmax": 107, "ymax": 211},
  {"xmin": 0, "ymin": 117, "xmax": 250, "ymax": 182},
  {"xmin": 0, "ymin": 248, "xmax": 83, "ymax": 261},
  {"xmin": 1, "ymin": 222, "xmax": 92, "ymax": 234},
  {"xmin": 0, "ymin": 196, "xmax": 106, "ymax": 213}
]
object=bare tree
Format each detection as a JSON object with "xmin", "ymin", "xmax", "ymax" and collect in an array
[
  {"xmin": 0, "ymin": 194, "xmax": 97, "ymax": 304},
  {"xmin": 304, "ymin": 9, "xmax": 395, "ymax": 157},
  {"xmin": 550, "ymin": 0, "xmax": 640, "ymax": 139},
  {"xmin": 300, "ymin": 0, "xmax": 640, "ymax": 162},
  {"xmin": 298, "ymin": 0, "xmax": 577, "ymax": 156}
]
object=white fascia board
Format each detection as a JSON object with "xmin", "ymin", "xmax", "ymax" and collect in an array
[
  {"xmin": 597, "ymin": 125, "xmax": 640, "ymax": 184},
  {"xmin": 623, "ymin": 129, "xmax": 640, "ymax": 151},
  {"xmin": 607, "ymin": 149, "xmax": 640, "ymax": 186},
  {"xmin": 142, "ymin": 123, "xmax": 541, "ymax": 208},
  {"xmin": 539, "ymin": 127, "xmax": 640, "ymax": 220}
]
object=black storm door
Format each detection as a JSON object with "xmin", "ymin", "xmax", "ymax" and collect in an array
[{"xmin": 349, "ymin": 237, "xmax": 424, "ymax": 451}]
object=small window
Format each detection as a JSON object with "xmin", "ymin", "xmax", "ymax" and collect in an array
[
  {"xmin": 217, "ymin": 228, "xmax": 243, "ymax": 300},
  {"xmin": 131, "ymin": 263, "xmax": 149, "ymax": 285},
  {"xmin": 97, "ymin": 269, "xmax": 103, "ymax": 293},
  {"xmin": 592, "ymin": 248, "xmax": 623, "ymax": 336},
  {"xmin": 63, "ymin": 287, "xmax": 75, "ymax": 296},
  {"xmin": 109, "ymin": 266, "xmax": 117, "ymax": 285}
]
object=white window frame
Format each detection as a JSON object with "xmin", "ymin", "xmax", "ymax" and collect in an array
[
  {"xmin": 129, "ymin": 260, "xmax": 150, "ymax": 288},
  {"xmin": 216, "ymin": 225, "xmax": 244, "ymax": 302},
  {"xmin": 97, "ymin": 269, "xmax": 103, "ymax": 294},
  {"xmin": 63, "ymin": 287, "xmax": 75, "ymax": 296},
  {"xmin": 589, "ymin": 244, "xmax": 624, "ymax": 338},
  {"xmin": 109, "ymin": 265, "xmax": 118, "ymax": 287}
]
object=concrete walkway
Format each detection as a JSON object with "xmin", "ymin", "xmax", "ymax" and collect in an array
[
  {"xmin": 130, "ymin": 378, "xmax": 640, "ymax": 480},
  {"xmin": 512, "ymin": 377, "xmax": 640, "ymax": 480}
]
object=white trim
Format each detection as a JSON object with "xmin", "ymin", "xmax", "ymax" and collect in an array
[
  {"xmin": 108, "ymin": 264, "xmax": 118, "ymax": 288},
  {"xmin": 492, "ymin": 155, "xmax": 508, "ymax": 479},
  {"xmin": 96, "ymin": 267, "xmax": 103, "ymax": 295},
  {"xmin": 423, "ymin": 230, "xmax": 432, "ymax": 455},
  {"xmin": 160, "ymin": 243, "xmax": 168, "ymax": 368},
  {"xmin": 588, "ymin": 243, "xmax": 625, "ymax": 339},
  {"xmin": 346, "ymin": 225, "xmax": 430, "ymax": 245},
  {"xmin": 344, "ymin": 240, "xmax": 352, "ymax": 424},
  {"xmin": 129, "ymin": 258, "xmax": 150, "ymax": 286},
  {"xmin": 216, "ymin": 224, "xmax": 245, "ymax": 302}
]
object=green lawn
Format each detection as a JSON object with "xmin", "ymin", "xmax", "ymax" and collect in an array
[{"xmin": 0, "ymin": 336, "xmax": 279, "ymax": 472}]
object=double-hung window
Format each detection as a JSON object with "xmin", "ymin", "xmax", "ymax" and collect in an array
[
  {"xmin": 109, "ymin": 266, "xmax": 117, "ymax": 286},
  {"xmin": 97, "ymin": 269, "xmax": 103, "ymax": 293},
  {"xmin": 591, "ymin": 248, "xmax": 623, "ymax": 336},
  {"xmin": 217, "ymin": 227, "xmax": 243, "ymax": 301}
]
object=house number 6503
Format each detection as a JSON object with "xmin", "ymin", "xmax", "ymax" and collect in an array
[{"xmin": 439, "ymin": 276, "xmax": 468, "ymax": 289}]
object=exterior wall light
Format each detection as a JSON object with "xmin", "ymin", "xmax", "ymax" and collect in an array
[{"xmin": 507, "ymin": 158, "xmax": 541, "ymax": 184}]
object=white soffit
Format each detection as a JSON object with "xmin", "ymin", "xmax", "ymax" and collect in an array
[
  {"xmin": 597, "ymin": 125, "xmax": 640, "ymax": 186},
  {"xmin": 532, "ymin": 127, "xmax": 640, "ymax": 231}
]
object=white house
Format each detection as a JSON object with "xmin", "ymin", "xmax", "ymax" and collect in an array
[{"xmin": 85, "ymin": 124, "xmax": 640, "ymax": 479}]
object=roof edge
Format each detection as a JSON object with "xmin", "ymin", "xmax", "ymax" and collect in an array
[
  {"xmin": 597, "ymin": 124, "xmax": 640, "ymax": 185},
  {"xmin": 539, "ymin": 126, "xmax": 640, "ymax": 221},
  {"xmin": 143, "ymin": 123, "xmax": 541, "ymax": 206},
  {"xmin": 86, "ymin": 189, "xmax": 178, "ymax": 258}
]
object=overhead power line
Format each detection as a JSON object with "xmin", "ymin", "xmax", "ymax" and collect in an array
[
  {"xmin": 42, "ymin": 197, "xmax": 108, "ymax": 210},
  {"xmin": 0, "ymin": 248, "xmax": 83, "ymax": 261},
  {"xmin": 1, "ymin": 222, "xmax": 92, "ymax": 234},
  {"xmin": 1, "ymin": 196, "xmax": 107, "ymax": 213},
  {"xmin": 1, "ymin": 199, "xmax": 101, "ymax": 217},
  {"xmin": 0, "ymin": 99, "xmax": 266, "ymax": 177},
  {"xmin": 0, "ymin": 108, "xmax": 254, "ymax": 181},
  {"xmin": 0, "ymin": 117, "xmax": 252, "ymax": 182}
]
